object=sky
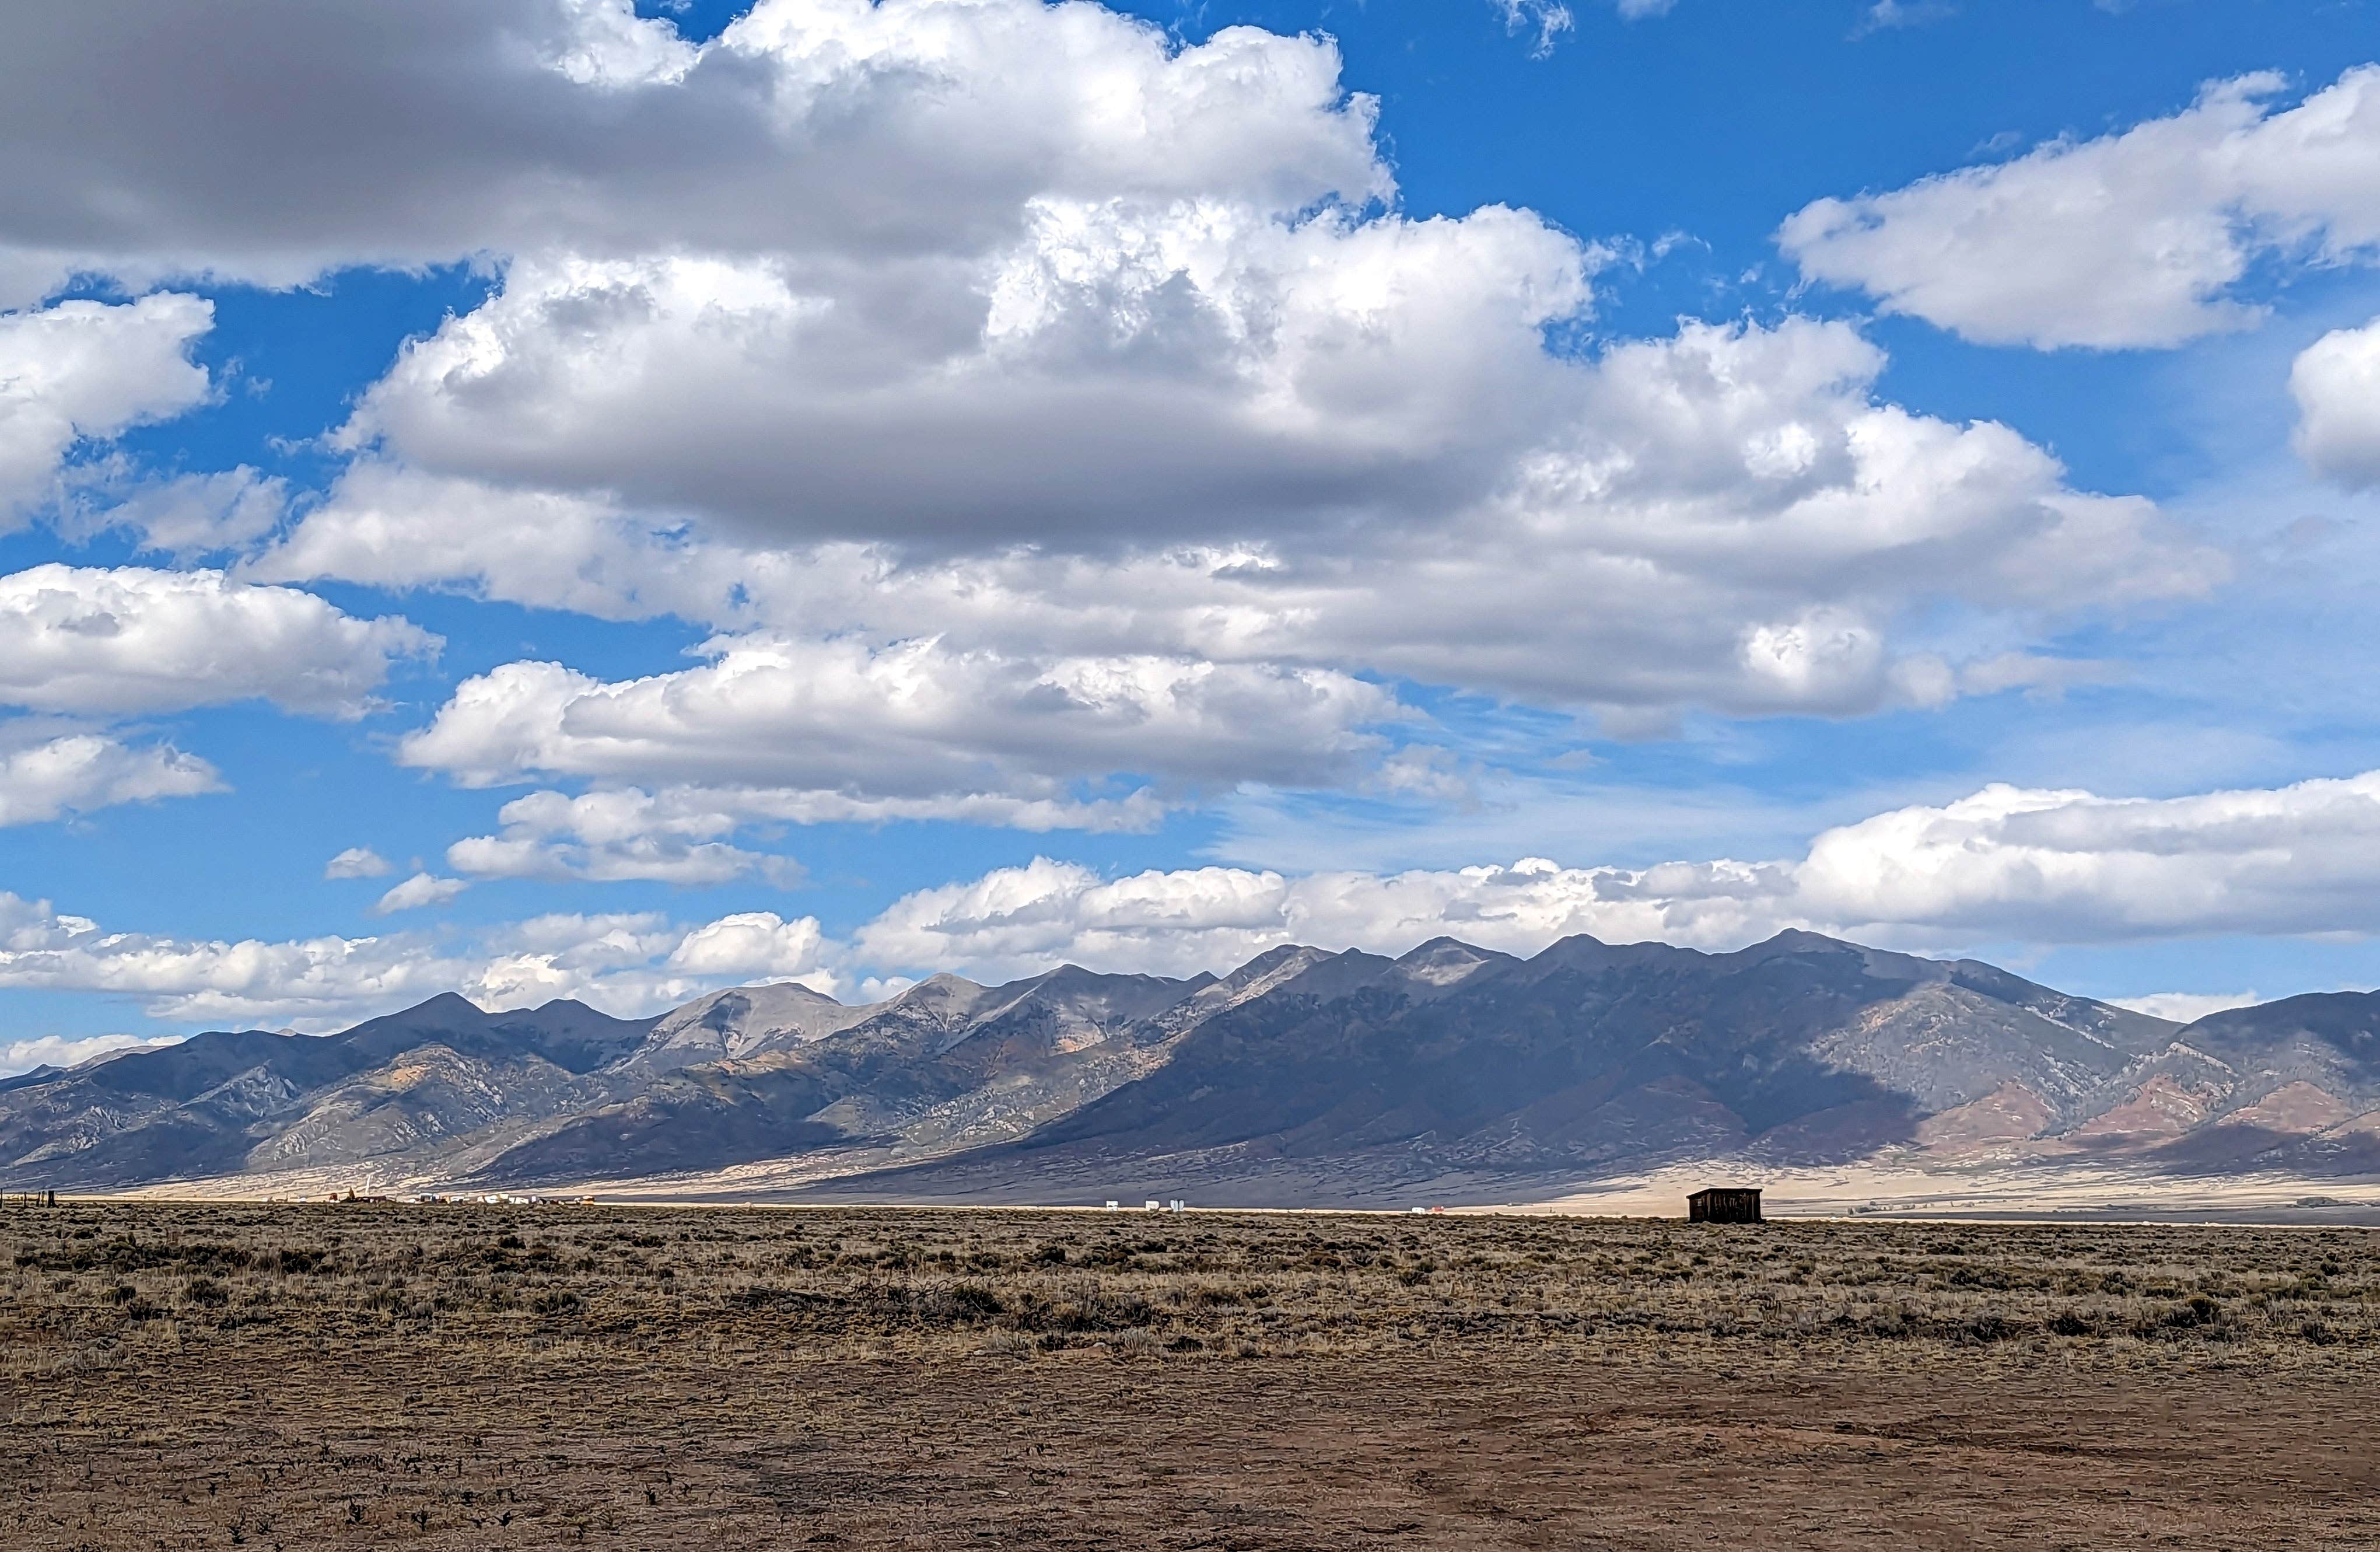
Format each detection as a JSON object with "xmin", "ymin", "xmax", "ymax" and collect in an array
[{"xmin": 7, "ymin": 0, "xmax": 2380, "ymax": 1068}]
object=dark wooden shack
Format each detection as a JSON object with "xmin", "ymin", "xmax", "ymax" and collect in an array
[{"xmin": 1688, "ymin": 1187, "xmax": 1762, "ymax": 1224}]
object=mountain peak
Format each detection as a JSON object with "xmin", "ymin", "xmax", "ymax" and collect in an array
[
  {"xmin": 891, "ymin": 973, "xmax": 995, "ymax": 1029},
  {"xmin": 1754, "ymin": 928, "xmax": 1857, "ymax": 953},
  {"xmin": 384, "ymin": 991, "xmax": 488, "ymax": 1022},
  {"xmin": 1520, "ymin": 934, "xmax": 1678, "ymax": 978},
  {"xmin": 1222, "ymin": 944, "xmax": 1330, "ymax": 983},
  {"xmin": 1392, "ymin": 937, "xmax": 1513, "ymax": 990},
  {"xmin": 761, "ymin": 979, "xmax": 844, "ymax": 1006},
  {"xmin": 1035, "ymin": 963, "xmax": 1095, "ymax": 980}
]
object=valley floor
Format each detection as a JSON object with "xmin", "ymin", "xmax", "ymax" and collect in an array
[
  {"xmin": 6, "ymin": 1203, "xmax": 2378, "ymax": 1549},
  {"xmin": 115, "ymin": 1151, "xmax": 2380, "ymax": 1229}
]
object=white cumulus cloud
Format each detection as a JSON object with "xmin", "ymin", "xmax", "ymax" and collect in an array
[
  {"xmin": 0, "ymin": 1031, "xmax": 182, "ymax": 1079},
  {"xmin": 0, "ymin": 0, "xmax": 1384, "ymax": 302},
  {"xmin": 1780, "ymin": 67, "xmax": 2380, "ymax": 348},
  {"xmin": 853, "ymin": 854, "xmax": 1798, "ymax": 983},
  {"xmin": 372, "ymin": 872, "xmax": 469, "ymax": 916},
  {"xmin": 1789, "ymin": 771, "xmax": 2380, "ymax": 941},
  {"xmin": 0, "ymin": 890, "xmax": 478, "ymax": 1027},
  {"xmin": 0, "ymin": 891, "xmax": 841, "ymax": 1029},
  {"xmin": 2291, "ymin": 314, "xmax": 2380, "ymax": 488},
  {"xmin": 12, "ymin": 763, "xmax": 2380, "ymax": 1031},
  {"xmin": 855, "ymin": 767, "xmax": 2380, "ymax": 981},
  {"xmin": 0, "ymin": 726, "xmax": 220, "ymax": 826},
  {"xmin": 0, "ymin": 293, "xmax": 214, "ymax": 518},
  {"xmin": 2110, "ymin": 990, "xmax": 2263, "ymax": 1025},
  {"xmin": 181, "ymin": 1, "xmax": 2226, "ymax": 770},
  {"xmin": 286, "ymin": 313, "xmax": 2221, "ymax": 770},
  {"xmin": 57, "ymin": 466, "xmax": 289, "ymax": 559},
  {"xmin": 323, "ymin": 847, "xmax": 392, "ymax": 880},
  {"xmin": 332, "ymin": 207, "xmax": 1594, "ymax": 551},
  {"xmin": 664, "ymin": 911, "xmax": 830, "ymax": 980},
  {"xmin": 446, "ymin": 788, "xmax": 794, "ymax": 887},
  {"xmin": 400, "ymin": 636, "xmax": 1401, "ymax": 807},
  {"xmin": 0, "ymin": 0, "xmax": 2272, "ymax": 885},
  {"xmin": 0, "ymin": 564, "xmax": 438, "ymax": 718}
]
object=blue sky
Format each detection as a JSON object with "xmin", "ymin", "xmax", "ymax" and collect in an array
[{"xmin": 6, "ymin": 0, "xmax": 2380, "ymax": 1063}]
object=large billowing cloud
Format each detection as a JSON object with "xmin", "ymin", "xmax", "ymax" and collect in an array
[
  {"xmin": 2292, "ymin": 315, "xmax": 2380, "ymax": 488},
  {"xmin": 1788, "ymin": 771, "xmax": 2380, "ymax": 942},
  {"xmin": 335, "ymin": 209, "xmax": 1591, "ymax": 548},
  {"xmin": 0, "ymin": 0, "xmax": 1382, "ymax": 304},
  {"xmin": 0, "ymin": 0, "xmax": 2264, "ymax": 899},
  {"xmin": 311, "ymin": 312, "xmax": 2219, "ymax": 796},
  {"xmin": 1780, "ymin": 68, "xmax": 2380, "ymax": 348},
  {"xmin": 174, "ymin": 0, "xmax": 2221, "ymax": 775},
  {"xmin": 253, "ymin": 465, "xmax": 716, "ymax": 622},
  {"xmin": 0, "ymin": 294, "xmax": 214, "ymax": 519},
  {"xmin": 0, "ymin": 565, "xmax": 438, "ymax": 718},
  {"xmin": 398, "ymin": 636, "xmax": 1402, "ymax": 809}
]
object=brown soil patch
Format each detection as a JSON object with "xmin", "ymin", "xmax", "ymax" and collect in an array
[{"xmin": 7, "ymin": 1202, "xmax": 2378, "ymax": 1549}]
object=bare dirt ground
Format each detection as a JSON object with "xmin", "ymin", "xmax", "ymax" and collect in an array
[{"xmin": 7, "ymin": 1202, "xmax": 2378, "ymax": 1549}]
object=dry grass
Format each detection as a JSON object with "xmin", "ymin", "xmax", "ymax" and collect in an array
[
  {"xmin": 6, "ymin": 1201, "xmax": 2379, "ymax": 1548},
  {"xmin": 11, "ymin": 1203, "xmax": 2377, "ymax": 1361}
]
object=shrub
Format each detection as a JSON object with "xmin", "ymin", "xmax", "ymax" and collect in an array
[{"xmin": 948, "ymin": 1282, "xmax": 1005, "ymax": 1319}]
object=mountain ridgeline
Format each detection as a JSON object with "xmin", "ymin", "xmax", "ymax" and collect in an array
[{"xmin": 5, "ymin": 931, "xmax": 2379, "ymax": 1203}]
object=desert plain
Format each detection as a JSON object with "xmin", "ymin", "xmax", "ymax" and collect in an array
[{"xmin": 6, "ymin": 1200, "xmax": 2378, "ymax": 1550}]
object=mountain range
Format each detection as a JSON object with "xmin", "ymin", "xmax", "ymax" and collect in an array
[{"xmin": 5, "ymin": 930, "xmax": 2379, "ymax": 1205}]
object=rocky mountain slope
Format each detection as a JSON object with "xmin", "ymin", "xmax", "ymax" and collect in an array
[
  {"xmin": 3, "ymin": 931, "xmax": 2377, "ymax": 1201},
  {"xmin": 0, "ymin": 995, "xmax": 653, "ymax": 1189}
]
